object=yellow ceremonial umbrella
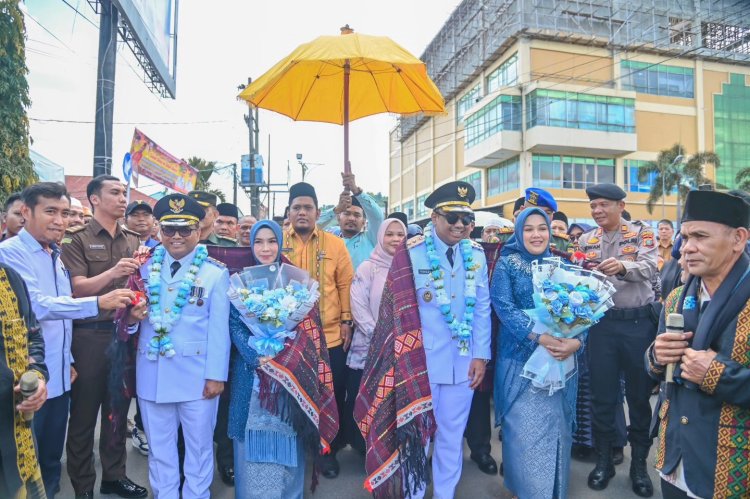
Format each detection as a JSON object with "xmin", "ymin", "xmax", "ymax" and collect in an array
[{"xmin": 238, "ymin": 25, "xmax": 445, "ymax": 174}]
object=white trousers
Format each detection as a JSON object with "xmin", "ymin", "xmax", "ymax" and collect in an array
[
  {"xmin": 139, "ymin": 397, "xmax": 219, "ymax": 499},
  {"xmin": 411, "ymin": 381, "xmax": 475, "ymax": 499}
]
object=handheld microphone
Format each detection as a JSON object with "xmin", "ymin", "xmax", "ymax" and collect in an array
[
  {"xmin": 664, "ymin": 313, "xmax": 684, "ymax": 384},
  {"xmin": 19, "ymin": 371, "xmax": 39, "ymax": 422}
]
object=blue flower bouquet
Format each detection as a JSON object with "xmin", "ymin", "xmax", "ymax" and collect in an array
[
  {"xmin": 228, "ymin": 263, "xmax": 320, "ymax": 357},
  {"xmin": 522, "ymin": 258, "xmax": 616, "ymax": 394}
]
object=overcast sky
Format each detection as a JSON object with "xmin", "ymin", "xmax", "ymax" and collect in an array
[{"xmin": 24, "ymin": 0, "xmax": 461, "ymax": 215}]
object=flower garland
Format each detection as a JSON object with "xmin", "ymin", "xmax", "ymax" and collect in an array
[
  {"xmin": 146, "ymin": 244, "xmax": 209, "ymax": 360},
  {"xmin": 424, "ymin": 222, "xmax": 480, "ymax": 356}
]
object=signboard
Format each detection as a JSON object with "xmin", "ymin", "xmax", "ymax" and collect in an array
[
  {"xmin": 112, "ymin": 0, "xmax": 178, "ymax": 98},
  {"xmin": 240, "ymin": 154, "xmax": 264, "ymax": 186},
  {"xmin": 129, "ymin": 129, "xmax": 197, "ymax": 193}
]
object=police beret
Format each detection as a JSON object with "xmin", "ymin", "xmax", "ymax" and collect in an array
[
  {"xmin": 682, "ymin": 190, "xmax": 750, "ymax": 229},
  {"xmin": 216, "ymin": 202, "xmax": 239, "ymax": 219},
  {"xmin": 525, "ymin": 188, "xmax": 558, "ymax": 212},
  {"xmin": 187, "ymin": 190, "xmax": 218, "ymax": 207},
  {"xmin": 125, "ymin": 200, "xmax": 152, "ymax": 216},
  {"xmin": 288, "ymin": 182, "xmax": 318, "ymax": 206},
  {"xmin": 154, "ymin": 194, "xmax": 205, "ymax": 226},
  {"xmin": 424, "ymin": 181, "xmax": 475, "ymax": 212},
  {"xmin": 586, "ymin": 183, "xmax": 627, "ymax": 201}
]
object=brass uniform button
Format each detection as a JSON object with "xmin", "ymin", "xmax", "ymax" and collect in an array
[{"xmin": 680, "ymin": 416, "xmax": 689, "ymax": 425}]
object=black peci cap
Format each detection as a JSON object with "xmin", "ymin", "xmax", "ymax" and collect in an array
[
  {"xmin": 216, "ymin": 202, "xmax": 239, "ymax": 219},
  {"xmin": 387, "ymin": 211, "xmax": 408, "ymax": 226},
  {"xmin": 682, "ymin": 190, "xmax": 750, "ymax": 229},
  {"xmin": 288, "ymin": 182, "xmax": 318, "ymax": 206}
]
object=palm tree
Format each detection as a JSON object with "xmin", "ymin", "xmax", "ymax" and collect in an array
[
  {"xmin": 186, "ymin": 156, "xmax": 226, "ymax": 202},
  {"xmin": 735, "ymin": 168, "xmax": 750, "ymax": 191},
  {"xmin": 638, "ymin": 144, "xmax": 720, "ymax": 214}
]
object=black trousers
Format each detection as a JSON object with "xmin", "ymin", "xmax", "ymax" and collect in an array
[
  {"xmin": 661, "ymin": 478, "xmax": 690, "ymax": 499},
  {"xmin": 213, "ymin": 395, "xmax": 233, "ymax": 468},
  {"xmin": 464, "ymin": 389, "xmax": 492, "ymax": 456},
  {"xmin": 589, "ymin": 313, "xmax": 657, "ymax": 448},
  {"xmin": 328, "ymin": 345, "xmax": 349, "ymax": 453},
  {"xmin": 344, "ymin": 367, "xmax": 366, "ymax": 454}
]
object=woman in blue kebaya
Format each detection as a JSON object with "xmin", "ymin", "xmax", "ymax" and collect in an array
[{"xmin": 491, "ymin": 207, "xmax": 585, "ymax": 499}]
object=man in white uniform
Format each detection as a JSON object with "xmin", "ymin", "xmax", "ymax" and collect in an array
[{"xmin": 128, "ymin": 193, "xmax": 230, "ymax": 498}]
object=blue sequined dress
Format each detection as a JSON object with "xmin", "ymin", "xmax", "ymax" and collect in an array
[{"xmin": 491, "ymin": 253, "xmax": 584, "ymax": 499}]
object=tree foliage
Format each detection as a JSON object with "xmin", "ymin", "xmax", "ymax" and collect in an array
[
  {"xmin": 186, "ymin": 156, "xmax": 225, "ymax": 202},
  {"xmin": 638, "ymin": 144, "xmax": 720, "ymax": 213},
  {"xmin": 0, "ymin": 3, "xmax": 37, "ymax": 203},
  {"xmin": 735, "ymin": 168, "xmax": 750, "ymax": 192}
]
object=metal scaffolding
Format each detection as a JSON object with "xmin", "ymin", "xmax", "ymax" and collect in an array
[{"xmin": 399, "ymin": 0, "xmax": 750, "ymax": 141}]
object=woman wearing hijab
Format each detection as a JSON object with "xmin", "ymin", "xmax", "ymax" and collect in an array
[
  {"xmin": 346, "ymin": 218, "xmax": 406, "ymax": 453},
  {"xmin": 228, "ymin": 220, "xmax": 338, "ymax": 499},
  {"xmin": 491, "ymin": 208, "xmax": 584, "ymax": 499}
]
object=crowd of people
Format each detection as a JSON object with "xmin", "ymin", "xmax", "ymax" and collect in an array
[{"xmin": 0, "ymin": 172, "xmax": 748, "ymax": 499}]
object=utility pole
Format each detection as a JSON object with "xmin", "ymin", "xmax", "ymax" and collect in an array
[
  {"xmin": 233, "ymin": 162, "xmax": 238, "ymax": 206},
  {"xmin": 240, "ymin": 77, "xmax": 261, "ymax": 217},
  {"xmin": 93, "ymin": 0, "xmax": 118, "ymax": 176}
]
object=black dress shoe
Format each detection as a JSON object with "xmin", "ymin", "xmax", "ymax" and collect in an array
[
  {"xmin": 319, "ymin": 453, "xmax": 340, "ymax": 479},
  {"xmin": 219, "ymin": 466, "xmax": 235, "ymax": 486},
  {"xmin": 100, "ymin": 477, "xmax": 148, "ymax": 498},
  {"xmin": 471, "ymin": 453, "xmax": 498, "ymax": 475},
  {"xmin": 75, "ymin": 492, "xmax": 94, "ymax": 499}
]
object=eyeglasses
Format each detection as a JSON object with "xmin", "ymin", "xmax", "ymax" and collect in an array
[
  {"xmin": 438, "ymin": 211, "xmax": 475, "ymax": 226},
  {"xmin": 161, "ymin": 226, "xmax": 197, "ymax": 237}
]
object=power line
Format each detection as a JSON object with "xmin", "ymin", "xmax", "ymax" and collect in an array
[
  {"xmin": 30, "ymin": 117, "xmax": 229, "ymax": 125},
  {"xmin": 59, "ymin": 0, "xmax": 98, "ymax": 29}
]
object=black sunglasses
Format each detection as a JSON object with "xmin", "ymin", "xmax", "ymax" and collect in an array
[
  {"xmin": 438, "ymin": 211, "xmax": 475, "ymax": 226},
  {"xmin": 161, "ymin": 226, "xmax": 197, "ymax": 237}
]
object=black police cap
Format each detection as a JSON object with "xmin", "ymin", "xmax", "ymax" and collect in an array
[{"xmin": 585, "ymin": 183, "xmax": 627, "ymax": 201}]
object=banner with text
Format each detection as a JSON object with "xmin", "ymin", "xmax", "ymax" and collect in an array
[{"xmin": 129, "ymin": 129, "xmax": 197, "ymax": 193}]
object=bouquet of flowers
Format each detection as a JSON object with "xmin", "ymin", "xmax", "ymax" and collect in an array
[
  {"xmin": 522, "ymin": 257, "xmax": 616, "ymax": 394},
  {"xmin": 228, "ymin": 263, "xmax": 319, "ymax": 357}
]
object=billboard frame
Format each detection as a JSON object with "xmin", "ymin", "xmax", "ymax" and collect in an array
[{"xmin": 87, "ymin": 0, "xmax": 178, "ymax": 98}]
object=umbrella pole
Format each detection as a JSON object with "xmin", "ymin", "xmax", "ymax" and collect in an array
[{"xmin": 344, "ymin": 60, "xmax": 351, "ymax": 175}]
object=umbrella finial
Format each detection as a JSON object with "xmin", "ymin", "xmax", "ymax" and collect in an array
[{"xmin": 340, "ymin": 24, "xmax": 354, "ymax": 35}]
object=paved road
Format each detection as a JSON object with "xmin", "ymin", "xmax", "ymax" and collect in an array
[{"xmin": 56, "ymin": 402, "xmax": 663, "ymax": 498}]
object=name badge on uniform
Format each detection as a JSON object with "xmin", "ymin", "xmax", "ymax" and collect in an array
[
  {"xmin": 88, "ymin": 244, "xmax": 105, "ymax": 250},
  {"xmin": 418, "ymin": 269, "xmax": 431, "ymax": 275},
  {"xmin": 189, "ymin": 286, "xmax": 205, "ymax": 306}
]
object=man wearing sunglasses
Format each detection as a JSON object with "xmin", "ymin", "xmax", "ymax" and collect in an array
[
  {"xmin": 407, "ymin": 181, "xmax": 492, "ymax": 498},
  {"xmin": 125, "ymin": 193, "xmax": 230, "ymax": 499}
]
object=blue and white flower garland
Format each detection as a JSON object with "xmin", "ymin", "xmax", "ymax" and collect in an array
[
  {"xmin": 146, "ymin": 244, "xmax": 209, "ymax": 360},
  {"xmin": 424, "ymin": 222, "xmax": 479, "ymax": 356}
]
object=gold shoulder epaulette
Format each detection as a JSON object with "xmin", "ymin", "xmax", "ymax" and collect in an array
[
  {"xmin": 406, "ymin": 235, "xmax": 425, "ymax": 249},
  {"xmin": 206, "ymin": 257, "xmax": 226, "ymax": 268},
  {"xmin": 470, "ymin": 240, "xmax": 483, "ymax": 250},
  {"xmin": 499, "ymin": 227, "xmax": 514, "ymax": 234}
]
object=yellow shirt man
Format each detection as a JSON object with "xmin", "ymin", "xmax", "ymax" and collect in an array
[{"xmin": 284, "ymin": 225, "xmax": 353, "ymax": 348}]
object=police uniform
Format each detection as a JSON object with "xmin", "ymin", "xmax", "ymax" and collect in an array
[
  {"xmin": 60, "ymin": 217, "xmax": 142, "ymax": 496},
  {"xmin": 578, "ymin": 183, "xmax": 657, "ymax": 496},
  {"xmin": 407, "ymin": 181, "xmax": 492, "ymax": 498},
  {"xmin": 497, "ymin": 188, "xmax": 572, "ymax": 252},
  {"xmin": 133, "ymin": 194, "xmax": 231, "ymax": 499}
]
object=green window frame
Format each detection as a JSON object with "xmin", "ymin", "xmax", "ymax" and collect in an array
[
  {"xmin": 456, "ymin": 84, "xmax": 482, "ymax": 124},
  {"xmin": 532, "ymin": 154, "xmax": 615, "ymax": 190},
  {"xmin": 487, "ymin": 157, "xmax": 520, "ymax": 196},
  {"xmin": 486, "ymin": 53, "xmax": 518, "ymax": 93},
  {"xmin": 621, "ymin": 60, "xmax": 694, "ymax": 98},
  {"xmin": 465, "ymin": 95, "xmax": 522, "ymax": 148},
  {"xmin": 416, "ymin": 194, "xmax": 429, "ymax": 218},
  {"xmin": 527, "ymin": 90, "xmax": 635, "ymax": 133}
]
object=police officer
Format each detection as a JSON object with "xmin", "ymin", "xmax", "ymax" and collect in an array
[
  {"xmin": 187, "ymin": 191, "xmax": 237, "ymax": 247},
  {"xmin": 407, "ymin": 181, "xmax": 492, "ymax": 498},
  {"xmin": 578, "ymin": 183, "xmax": 657, "ymax": 497},
  {"xmin": 497, "ymin": 188, "xmax": 571, "ymax": 252},
  {"xmin": 127, "ymin": 193, "xmax": 230, "ymax": 499},
  {"xmin": 60, "ymin": 175, "xmax": 147, "ymax": 498}
]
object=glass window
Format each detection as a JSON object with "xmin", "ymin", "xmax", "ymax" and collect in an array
[
  {"xmin": 487, "ymin": 157, "xmax": 520, "ymax": 196},
  {"xmin": 486, "ymin": 53, "xmax": 518, "ymax": 93},
  {"xmin": 526, "ymin": 90, "xmax": 635, "ymax": 133},
  {"xmin": 403, "ymin": 200, "xmax": 414, "ymax": 220},
  {"xmin": 416, "ymin": 194, "xmax": 428, "ymax": 218},
  {"xmin": 535, "ymin": 154, "xmax": 616, "ymax": 189},
  {"xmin": 714, "ymin": 73, "xmax": 750, "ymax": 189},
  {"xmin": 465, "ymin": 95, "xmax": 522, "ymax": 148},
  {"xmin": 457, "ymin": 84, "xmax": 482, "ymax": 124},
  {"xmin": 621, "ymin": 60, "xmax": 694, "ymax": 98},
  {"xmin": 463, "ymin": 171, "xmax": 483, "ymax": 200}
]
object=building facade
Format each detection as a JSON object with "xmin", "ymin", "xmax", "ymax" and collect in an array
[{"xmin": 389, "ymin": 0, "xmax": 750, "ymax": 224}]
